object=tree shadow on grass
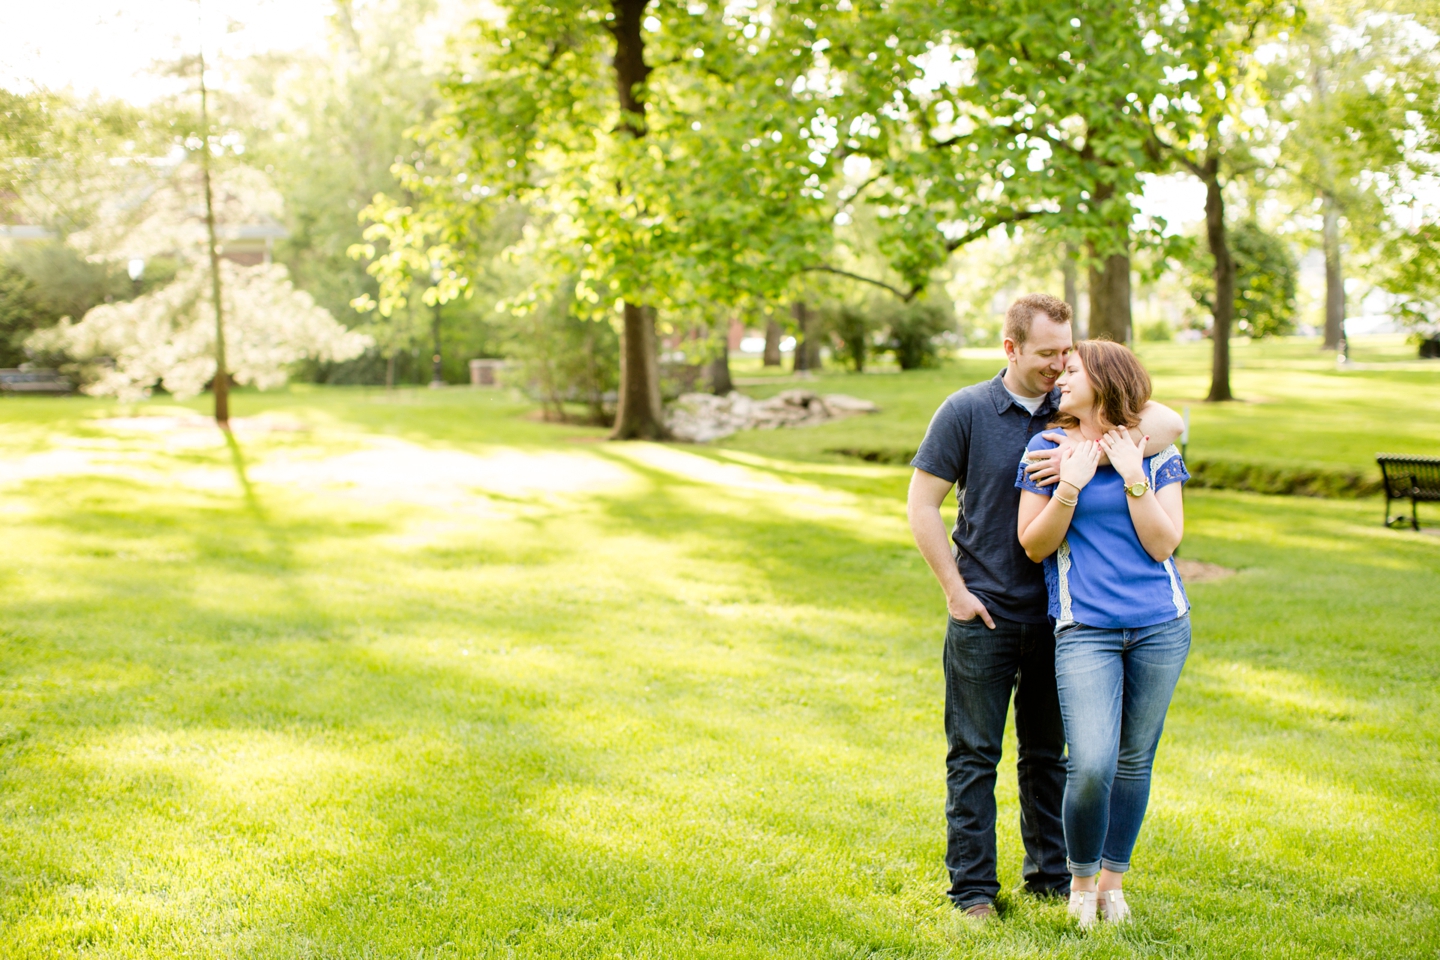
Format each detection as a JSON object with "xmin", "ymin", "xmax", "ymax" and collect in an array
[
  {"xmin": 222, "ymin": 426, "xmax": 264, "ymax": 521},
  {"xmin": 0, "ymin": 587, "xmax": 956, "ymax": 958},
  {"xmin": 2, "ymin": 437, "xmax": 1436, "ymax": 957},
  {"xmin": 587, "ymin": 451, "xmax": 930, "ymax": 621},
  {"xmin": 0, "ymin": 446, "xmax": 968, "ymax": 956}
]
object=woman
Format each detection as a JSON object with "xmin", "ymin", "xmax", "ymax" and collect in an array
[{"xmin": 1015, "ymin": 339, "xmax": 1190, "ymax": 928}]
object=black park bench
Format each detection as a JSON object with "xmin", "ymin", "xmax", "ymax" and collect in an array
[{"xmin": 1376, "ymin": 454, "xmax": 1440, "ymax": 531}]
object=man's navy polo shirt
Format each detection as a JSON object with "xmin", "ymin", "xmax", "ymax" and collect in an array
[{"xmin": 911, "ymin": 370, "xmax": 1060, "ymax": 625}]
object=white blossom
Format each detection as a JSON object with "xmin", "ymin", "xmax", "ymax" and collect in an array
[{"xmin": 30, "ymin": 261, "xmax": 372, "ymax": 401}]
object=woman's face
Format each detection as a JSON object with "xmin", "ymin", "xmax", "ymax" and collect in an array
[{"xmin": 1057, "ymin": 352, "xmax": 1095, "ymax": 417}]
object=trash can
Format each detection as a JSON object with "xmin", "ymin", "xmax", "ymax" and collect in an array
[{"xmin": 469, "ymin": 359, "xmax": 505, "ymax": 386}]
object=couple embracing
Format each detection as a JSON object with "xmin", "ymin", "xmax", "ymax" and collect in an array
[{"xmin": 907, "ymin": 294, "xmax": 1191, "ymax": 927}]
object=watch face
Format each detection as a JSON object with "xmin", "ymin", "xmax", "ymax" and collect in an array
[{"xmin": 1129, "ymin": 482, "xmax": 1148, "ymax": 496}]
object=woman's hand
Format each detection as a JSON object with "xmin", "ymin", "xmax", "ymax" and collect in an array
[
  {"xmin": 1100, "ymin": 428, "xmax": 1147, "ymax": 486},
  {"xmin": 1057, "ymin": 438, "xmax": 1101, "ymax": 491}
]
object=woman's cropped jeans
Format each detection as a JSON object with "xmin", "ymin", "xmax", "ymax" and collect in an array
[{"xmin": 1054, "ymin": 614, "xmax": 1190, "ymax": 877}]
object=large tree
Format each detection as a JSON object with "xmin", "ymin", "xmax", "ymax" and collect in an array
[
  {"xmin": 367, "ymin": 0, "xmax": 832, "ymax": 438},
  {"xmin": 1274, "ymin": 4, "xmax": 1440, "ymax": 349},
  {"xmin": 739, "ymin": 0, "xmax": 1174, "ymax": 341},
  {"xmin": 1147, "ymin": 0, "xmax": 1300, "ymax": 401}
]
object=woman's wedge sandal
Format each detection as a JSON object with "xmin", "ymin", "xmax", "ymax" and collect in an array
[
  {"xmin": 1067, "ymin": 890, "xmax": 1098, "ymax": 929},
  {"xmin": 1098, "ymin": 889, "xmax": 1131, "ymax": 923}
]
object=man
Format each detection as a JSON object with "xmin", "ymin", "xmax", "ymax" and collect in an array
[{"xmin": 907, "ymin": 294, "xmax": 1183, "ymax": 919}]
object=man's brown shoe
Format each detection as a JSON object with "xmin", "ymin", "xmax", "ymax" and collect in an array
[{"xmin": 961, "ymin": 902, "xmax": 997, "ymax": 921}]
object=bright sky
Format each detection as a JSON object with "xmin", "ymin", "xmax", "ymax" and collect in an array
[
  {"xmin": 1135, "ymin": 173, "xmax": 1209, "ymax": 234},
  {"xmin": 0, "ymin": 0, "xmax": 334, "ymax": 102}
]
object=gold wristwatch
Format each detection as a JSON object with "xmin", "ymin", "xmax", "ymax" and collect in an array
[{"xmin": 1125, "ymin": 478, "xmax": 1150, "ymax": 498}]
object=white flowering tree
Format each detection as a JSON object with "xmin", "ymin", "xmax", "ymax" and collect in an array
[{"xmin": 30, "ymin": 260, "xmax": 370, "ymax": 402}]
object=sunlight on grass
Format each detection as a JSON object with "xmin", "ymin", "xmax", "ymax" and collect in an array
[
  {"xmin": 712, "ymin": 448, "xmax": 912, "ymax": 479},
  {"xmin": 0, "ymin": 383, "xmax": 1434, "ymax": 958}
]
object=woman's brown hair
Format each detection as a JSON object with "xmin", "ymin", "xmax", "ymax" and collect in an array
[{"xmin": 1052, "ymin": 339, "xmax": 1152, "ymax": 430}]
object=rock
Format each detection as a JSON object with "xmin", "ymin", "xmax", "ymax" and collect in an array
[
  {"xmin": 818, "ymin": 393, "xmax": 880, "ymax": 415},
  {"xmin": 665, "ymin": 389, "xmax": 879, "ymax": 442}
]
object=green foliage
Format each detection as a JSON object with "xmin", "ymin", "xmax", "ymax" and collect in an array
[
  {"xmin": 0, "ymin": 263, "xmax": 37, "ymax": 368},
  {"xmin": 504, "ymin": 279, "xmax": 620, "ymax": 423},
  {"xmin": 1186, "ymin": 222, "xmax": 1297, "ymax": 338},
  {"xmin": 0, "ymin": 90, "xmax": 172, "ymax": 242},
  {"xmin": 816, "ymin": 297, "xmax": 954, "ymax": 371},
  {"xmin": 363, "ymin": 1, "xmax": 834, "ymax": 334},
  {"xmin": 1384, "ymin": 223, "xmax": 1440, "ymax": 338},
  {"xmin": 1230, "ymin": 223, "xmax": 1297, "ymax": 338},
  {"xmin": 884, "ymin": 299, "xmax": 954, "ymax": 370},
  {"xmin": 1138, "ymin": 319, "xmax": 1173, "ymax": 342},
  {"xmin": 1185, "ymin": 458, "xmax": 1381, "ymax": 498},
  {"xmin": 822, "ymin": 305, "xmax": 874, "ymax": 372},
  {"xmin": 1271, "ymin": 5, "xmax": 1439, "ymax": 288},
  {"xmin": 231, "ymin": 0, "xmax": 450, "ymax": 367},
  {"xmin": 0, "ymin": 244, "xmax": 178, "ymax": 367},
  {"xmin": 769, "ymin": 0, "xmax": 1175, "ymax": 290}
]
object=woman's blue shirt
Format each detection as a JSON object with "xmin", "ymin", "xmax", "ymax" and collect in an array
[{"xmin": 1016, "ymin": 435, "xmax": 1191, "ymax": 629}]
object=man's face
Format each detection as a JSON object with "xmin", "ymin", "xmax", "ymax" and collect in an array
[{"xmin": 1004, "ymin": 316, "xmax": 1073, "ymax": 396}]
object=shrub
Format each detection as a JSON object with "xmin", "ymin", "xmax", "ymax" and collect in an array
[
  {"xmin": 1186, "ymin": 221, "xmax": 1297, "ymax": 338},
  {"xmin": 0, "ymin": 244, "xmax": 176, "ymax": 368},
  {"xmin": 826, "ymin": 305, "xmax": 873, "ymax": 372},
  {"xmin": 503, "ymin": 280, "xmax": 619, "ymax": 424},
  {"xmin": 886, "ymin": 300, "xmax": 954, "ymax": 370},
  {"xmin": 1138, "ymin": 319, "xmax": 1173, "ymax": 342}
]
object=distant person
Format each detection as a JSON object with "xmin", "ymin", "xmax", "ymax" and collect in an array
[
  {"xmin": 907, "ymin": 296, "xmax": 1183, "ymax": 920},
  {"xmin": 1016, "ymin": 339, "xmax": 1191, "ymax": 929}
]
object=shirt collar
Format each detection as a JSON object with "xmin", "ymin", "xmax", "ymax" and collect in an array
[{"xmin": 989, "ymin": 369, "xmax": 1059, "ymax": 417}]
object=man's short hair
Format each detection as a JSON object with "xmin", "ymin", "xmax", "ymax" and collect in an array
[{"xmin": 1004, "ymin": 294, "xmax": 1073, "ymax": 348}]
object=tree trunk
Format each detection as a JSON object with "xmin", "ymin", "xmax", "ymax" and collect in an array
[
  {"xmin": 1311, "ymin": 58, "xmax": 1346, "ymax": 352},
  {"xmin": 792, "ymin": 300, "xmax": 821, "ymax": 372},
  {"xmin": 430, "ymin": 301, "xmax": 444, "ymax": 386},
  {"xmin": 197, "ymin": 44, "xmax": 229, "ymax": 427},
  {"xmin": 1321, "ymin": 194, "xmax": 1346, "ymax": 350},
  {"xmin": 385, "ymin": 353, "xmax": 395, "ymax": 390},
  {"xmin": 612, "ymin": 301, "xmax": 666, "ymax": 439},
  {"xmin": 604, "ymin": 0, "xmax": 666, "ymax": 438},
  {"xmin": 1203, "ymin": 165, "xmax": 1236, "ymax": 402},
  {"xmin": 1062, "ymin": 243, "xmax": 1078, "ymax": 324},
  {"xmin": 806, "ymin": 312, "xmax": 829, "ymax": 368},
  {"xmin": 1085, "ymin": 245, "xmax": 1131, "ymax": 344},
  {"xmin": 710, "ymin": 318, "xmax": 734, "ymax": 395},
  {"xmin": 762, "ymin": 318, "xmax": 782, "ymax": 366}
]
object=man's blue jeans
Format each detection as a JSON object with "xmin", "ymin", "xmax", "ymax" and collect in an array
[
  {"xmin": 1053, "ymin": 614, "xmax": 1191, "ymax": 876},
  {"xmin": 943, "ymin": 614, "xmax": 1069, "ymax": 908}
]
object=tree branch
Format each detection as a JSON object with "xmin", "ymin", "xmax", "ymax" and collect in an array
[
  {"xmin": 801, "ymin": 265, "xmax": 917, "ymax": 301},
  {"xmin": 944, "ymin": 208, "xmax": 1045, "ymax": 252},
  {"xmin": 1143, "ymin": 112, "xmax": 1204, "ymax": 178},
  {"xmin": 802, "ymin": 207, "xmax": 1048, "ymax": 302}
]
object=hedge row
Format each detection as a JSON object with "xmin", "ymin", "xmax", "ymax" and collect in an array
[
  {"xmin": 827, "ymin": 448, "xmax": 1383, "ymax": 499},
  {"xmin": 1184, "ymin": 458, "xmax": 1382, "ymax": 498}
]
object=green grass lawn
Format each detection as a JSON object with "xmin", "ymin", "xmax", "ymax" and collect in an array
[{"xmin": 0, "ymin": 347, "xmax": 1436, "ymax": 957}]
